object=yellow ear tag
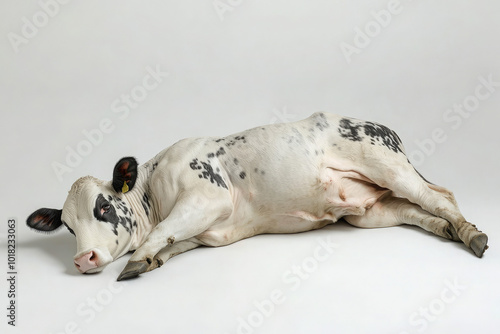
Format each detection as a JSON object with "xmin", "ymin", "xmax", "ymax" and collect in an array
[{"xmin": 122, "ymin": 181, "xmax": 129, "ymax": 193}]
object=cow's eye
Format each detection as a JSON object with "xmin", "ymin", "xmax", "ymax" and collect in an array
[{"xmin": 102, "ymin": 204, "xmax": 111, "ymax": 213}]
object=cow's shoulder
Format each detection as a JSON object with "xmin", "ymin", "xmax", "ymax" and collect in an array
[{"xmin": 150, "ymin": 137, "xmax": 232, "ymax": 193}]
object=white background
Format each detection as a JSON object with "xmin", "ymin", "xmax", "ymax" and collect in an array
[{"xmin": 1, "ymin": 1, "xmax": 500, "ymax": 333}]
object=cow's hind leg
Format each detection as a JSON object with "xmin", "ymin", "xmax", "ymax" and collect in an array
[
  {"xmin": 357, "ymin": 159, "xmax": 487, "ymax": 256},
  {"xmin": 345, "ymin": 194, "xmax": 461, "ymax": 242}
]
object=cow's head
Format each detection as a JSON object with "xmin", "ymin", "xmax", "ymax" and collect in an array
[{"xmin": 27, "ymin": 157, "xmax": 140, "ymax": 274}]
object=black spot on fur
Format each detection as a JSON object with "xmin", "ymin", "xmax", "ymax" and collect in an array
[
  {"xmin": 285, "ymin": 128, "xmax": 305, "ymax": 146},
  {"xmin": 206, "ymin": 147, "xmax": 226, "ymax": 159},
  {"xmin": 254, "ymin": 168, "xmax": 265, "ymax": 175},
  {"xmin": 191, "ymin": 159, "xmax": 228, "ymax": 189},
  {"xmin": 225, "ymin": 135, "xmax": 247, "ymax": 147},
  {"xmin": 314, "ymin": 113, "xmax": 330, "ymax": 131},
  {"xmin": 190, "ymin": 158, "xmax": 200, "ymax": 170},
  {"xmin": 363, "ymin": 121, "xmax": 403, "ymax": 153},
  {"xmin": 200, "ymin": 162, "xmax": 228, "ymax": 188},
  {"xmin": 339, "ymin": 118, "xmax": 403, "ymax": 154},
  {"xmin": 338, "ymin": 118, "xmax": 363, "ymax": 142},
  {"xmin": 93, "ymin": 194, "xmax": 135, "ymax": 236},
  {"xmin": 216, "ymin": 147, "xmax": 226, "ymax": 157},
  {"xmin": 240, "ymin": 171, "xmax": 246, "ymax": 179},
  {"xmin": 235, "ymin": 135, "xmax": 246, "ymax": 142},
  {"xmin": 142, "ymin": 192, "xmax": 151, "ymax": 217}
]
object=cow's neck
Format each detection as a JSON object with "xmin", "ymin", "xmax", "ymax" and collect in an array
[{"xmin": 123, "ymin": 161, "xmax": 158, "ymax": 251}]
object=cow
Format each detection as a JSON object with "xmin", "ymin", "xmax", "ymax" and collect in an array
[{"xmin": 26, "ymin": 112, "xmax": 488, "ymax": 281}]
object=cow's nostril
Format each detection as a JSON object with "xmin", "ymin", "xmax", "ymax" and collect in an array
[{"xmin": 74, "ymin": 251, "xmax": 99, "ymax": 273}]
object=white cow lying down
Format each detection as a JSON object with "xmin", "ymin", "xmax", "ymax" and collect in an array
[{"xmin": 27, "ymin": 113, "xmax": 488, "ymax": 281}]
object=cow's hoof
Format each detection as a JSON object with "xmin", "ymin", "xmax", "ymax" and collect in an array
[
  {"xmin": 117, "ymin": 261, "xmax": 148, "ymax": 281},
  {"xmin": 470, "ymin": 233, "xmax": 488, "ymax": 258}
]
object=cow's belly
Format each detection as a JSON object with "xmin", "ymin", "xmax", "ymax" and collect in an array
[{"xmin": 194, "ymin": 167, "xmax": 390, "ymax": 247}]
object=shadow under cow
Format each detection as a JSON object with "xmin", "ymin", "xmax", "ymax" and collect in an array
[{"xmin": 19, "ymin": 232, "xmax": 82, "ymax": 276}]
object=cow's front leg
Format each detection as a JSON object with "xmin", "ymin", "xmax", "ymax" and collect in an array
[
  {"xmin": 146, "ymin": 239, "xmax": 201, "ymax": 272},
  {"xmin": 117, "ymin": 192, "xmax": 232, "ymax": 281}
]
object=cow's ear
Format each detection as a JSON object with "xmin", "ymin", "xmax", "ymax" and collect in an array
[
  {"xmin": 26, "ymin": 208, "xmax": 63, "ymax": 232},
  {"xmin": 112, "ymin": 157, "xmax": 138, "ymax": 193}
]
